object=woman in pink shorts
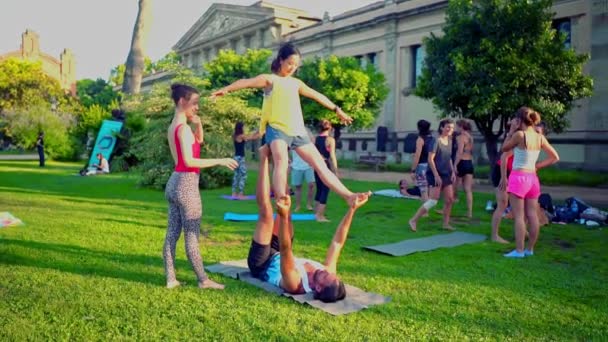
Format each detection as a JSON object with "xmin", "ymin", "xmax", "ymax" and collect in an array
[{"xmin": 500, "ymin": 107, "xmax": 559, "ymax": 258}]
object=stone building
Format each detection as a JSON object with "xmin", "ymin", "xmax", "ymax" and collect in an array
[
  {"xmin": 164, "ymin": 0, "xmax": 607, "ymax": 169},
  {"xmin": 0, "ymin": 29, "xmax": 76, "ymax": 95}
]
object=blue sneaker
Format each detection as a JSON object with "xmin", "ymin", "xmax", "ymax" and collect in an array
[
  {"xmin": 524, "ymin": 249, "xmax": 534, "ymax": 256},
  {"xmin": 504, "ymin": 250, "xmax": 525, "ymax": 258}
]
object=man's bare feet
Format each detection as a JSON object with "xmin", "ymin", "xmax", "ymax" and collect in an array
[
  {"xmin": 166, "ymin": 280, "xmax": 181, "ymax": 289},
  {"xmin": 435, "ymin": 209, "xmax": 443, "ymax": 215},
  {"xmin": 294, "ymin": 206, "xmax": 301, "ymax": 212},
  {"xmin": 443, "ymin": 225, "xmax": 456, "ymax": 231},
  {"xmin": 491, "ymin": 236, "xmax": 509, "ymax": 244},
  {"xmin": 199, "ymin": 279, "xmax": 225, "ymax": 290},
  {"xmin": 306, "ymin": 205, "xmax": 314, "ymax": 211},
  {"xmin": 408, "ymin": 219, "xmax": 417, "ymax": 232}
]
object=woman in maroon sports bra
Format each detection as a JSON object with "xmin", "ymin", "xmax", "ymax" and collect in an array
[{"xmin": 163, "ymin": 83, "xmax": 238, "ymax": 290}]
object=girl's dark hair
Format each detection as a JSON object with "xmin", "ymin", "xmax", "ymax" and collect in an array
[
  {"xmin": 417, "ymin": 120, "xmax": 431, "ymax": 136},
  {"xmin": 271, "ymin": 43, "xmax": 301, "ymax": 73},
  {"xmin": 170, "ymin": 83, "xmax": 199, "ymax": 105},
  {"xmin": 457, "ymin": 119, "xmax": 472, "ymax": 132},
  {"xmin": 234, "ymin": 121, "xmax": 244, "ymax": 138},
  {"xmin": 319, "ymin": 119, "xmax": 332, "ymax": 132},
  {"xmin": 516, "ymin": 106, "xmax": 541, "ymax": 126},
  {"xmin": 438, "ymin": 118, "xmax": 454, "ymax": 134}
]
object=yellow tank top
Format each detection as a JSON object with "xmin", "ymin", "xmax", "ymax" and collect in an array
[{"xmin": 260, "ymin": 74, "xmax": 307, "ymax": 136}]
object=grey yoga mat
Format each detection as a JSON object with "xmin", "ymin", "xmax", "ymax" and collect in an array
[
  {"xmin": 206, "ymin": 259, "xmax": 391, "ymax": 316},
  {"xmin": 363, "ymin": 232, "xmax": 487, "ymax": 256}
]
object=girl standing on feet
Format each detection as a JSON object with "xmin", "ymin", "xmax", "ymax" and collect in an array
[
  {"xmin": 454, "ymin": 119, "xmax": 475, "ymax": 218},
  {"xmin": 211, "ymin": 43, "xmax": 365, "ymax": 207},
  {"xmin": 232, "ymin": 122, "xmax": 260, "ymax": 199},
  {"xmin": 409, "ymin": 119, "xmax": 456, "ymax": 232},
  {"xmin": 164, "ymin": 83, "xmax": 238, "ymax": 289},
  {"xmin": 410, "ymin": 120, "xmax": 433, "ymax": 204},
  {"xmin": 500, "ymin": 107, "xmax": 559, "ymax": 258},
  {"xmin": 314, "ymin": 119, "xmax": 338, "ymax": 222}
]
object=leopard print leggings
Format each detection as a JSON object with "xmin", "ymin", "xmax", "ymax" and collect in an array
[{"xmin": 163, "ymin": 171, "xmax": 208, "ymax": 284}]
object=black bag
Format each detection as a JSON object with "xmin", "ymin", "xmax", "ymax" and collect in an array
[
  {"xmin": 553, "ymin": 205, "xmax": 578, "ymax": 223},
  {"xmin": 565, "ymin": 197, "xmax": 590, "ymax": 217},
  {"xmin": 538, "ymin": 193, "xmax": 554, "ymax": 214}
]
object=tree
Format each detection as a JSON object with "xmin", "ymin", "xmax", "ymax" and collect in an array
[
  {"xmin": 298, "ymin": 55, "xmax": 389, "ymax": 131},
  {"xmin": 76, "ymin": 78, "xmax": 120, "ymax": 109},
  {"xmin": 416, "ymin": 0, "xmax": 593, "ymax": 164},
  {"xmin": 122, "ymin": 0, "xmax": 151, "ymax": 94},
  {"xmin": 3, "ymin": 104, "xmax": 77, "ymax": 159},
  {"xmin": 125, "ymin": 66, "xmax": 259, "ymax": 189},
  {"xmin": 0, "ymin": 58, "xmax": 63, "ymax": 113},
  {"xmin": 204, "ymin": 49, "xmax": 273, "ymax": 108}
]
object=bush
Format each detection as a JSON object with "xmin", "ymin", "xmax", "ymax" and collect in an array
[
  {"xmin": 2, "ymin": 104, "xmax": 79, "ymax": 160},
  {"xmin": 127, "ymin": 69, "xmax": 259, "ymax": 189}
]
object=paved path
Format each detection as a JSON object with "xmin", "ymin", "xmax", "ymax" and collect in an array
[
  {"xmin": 249, "ymin": 161, "xmax": 608, "ymax": 208},
  {"xmin": 0, "ymin": 154, "xmax": 38, "ymax": 160},
  {"xmin": 338, "ymin": 168, "xmax": 608, "ymax": 208}
]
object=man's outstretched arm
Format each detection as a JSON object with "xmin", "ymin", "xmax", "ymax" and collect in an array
[{"xmin": 323, "ymin": 192, "xmax": 370, "ymax": 274}]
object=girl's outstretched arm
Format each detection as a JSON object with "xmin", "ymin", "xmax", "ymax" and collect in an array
[
  {"xmin": 298, "ymin": 82, "xmax": 353, "ymax": 125},
  {"xmin": 210, "ymin": 75, "xmax": 271, "ymax": 99}
]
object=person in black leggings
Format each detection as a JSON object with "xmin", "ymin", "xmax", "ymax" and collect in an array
[{"xmin": 314, "ymin": 119, "xmax": 338, "ymax": 222}]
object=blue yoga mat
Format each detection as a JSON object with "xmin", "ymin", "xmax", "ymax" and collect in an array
[
  {"xmin": 221, "ymin": 195, "xmax": 256, "ymax": 200},
  {"xmin": 223, "ymin": 212, "xmax": 316, "ymax": 222}
]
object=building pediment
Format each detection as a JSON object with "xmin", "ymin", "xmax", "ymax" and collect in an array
[{"xmin": 173, "ymin": 3, "xmax": 273, "ymax": 51}]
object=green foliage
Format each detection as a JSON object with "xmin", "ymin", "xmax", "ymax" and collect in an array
[
  {"xmin": 76, "ymin": 78, "xmax": 121, "ymax": 109},
  {"xmin": 110, "ymin": 51, "xmax": 182, "ymax": 87},
  {"xmin": 127, "ymin": 66, "xmax": 258, "ymax": 189},
  {"xmin": 109, "ymin": 64, "xmax": 126, "ymax": 87},
  {"xmin": 2, "ymin": 104, "xmax": 77, "ymax": 159},
  {"xmin": 298, "ymin": 55, "xmax": 389, "ymax": 130},
  {"xmin": 415, "ymin": 0, "xmax": 593, "ymax": 163},
  {"xmin": 0, "ymin": 58, "xmax": 64, "ymax": 112},
  {"xmin": 204, "ymin": 49, "xmax": 273, "ymax": 108}
]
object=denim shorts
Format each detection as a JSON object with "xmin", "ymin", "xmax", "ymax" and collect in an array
[{"xmin": 265, "ymin": 125, "xmax": 311, "ymax": 149}]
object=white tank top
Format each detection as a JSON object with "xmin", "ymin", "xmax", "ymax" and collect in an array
[{"xmin": 512, "ymin": 131, "xmax": 541, "ymax": 170}]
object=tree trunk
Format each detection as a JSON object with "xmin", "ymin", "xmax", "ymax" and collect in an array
[
  {"xmin": 484, "ymin": 133, "xmax": 499, "ymax": 167},
  {"xmin": 122, "ymin": 0, "xmax": 151, "ymax": 95}
]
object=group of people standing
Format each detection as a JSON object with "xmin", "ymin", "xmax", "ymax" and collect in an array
[
  {"xmin": 407, "ymin": 107, "xmax": 559, "ymax": 258},
  {"xmin": 160, "ymin": 41, "xmax": 561, "ymax": 298},
  {"xmin": 408, "ymin": 118, "xmax": 476, "ymax": 232},
  {"xmin": 163, "ymin": 43, "xmax": 371, "ymax": 299}
]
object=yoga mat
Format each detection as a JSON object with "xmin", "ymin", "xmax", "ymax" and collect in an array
[
  {"xmin": 224, "ymin": 213, "xmax": 316, "ymax": 222},
  {"xmin": 0, "ymin": 212, "xmax": 24, "ymax": 228},
  {"xmin": 221, "ymin": 195, "xmax": 256, "ymax": 200},
  {"xmin": 373, "ymin": 189, "xmax": 420, "ymax": 200},
  {"xmin": 364, "ymin": 232, "xmax": 486, "ymax": 256},
  {"xmin": 206, "ymin": 259, "xmax": 390, "ymax": 315}
]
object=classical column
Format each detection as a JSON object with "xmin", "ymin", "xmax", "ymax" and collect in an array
[
  {"xmin": 585, "ymin": 0, "xmax": 608, "ymax": 169},
  {"xmin": 257, "ymin": 28, "xmax": 265, "ymax": 48},
  {"xmin": 382, "ymin": 20, "xmax": 398, "ymax": 130}
]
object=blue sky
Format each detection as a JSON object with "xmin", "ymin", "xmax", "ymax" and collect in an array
[{"xmin": 0, "ymin": 0, "xmax": 376, "ymax": 80}]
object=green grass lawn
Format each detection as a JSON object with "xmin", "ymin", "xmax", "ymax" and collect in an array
[{"xmin": 1, "ymin": 161, "xmax": 606, "ymax": 340}]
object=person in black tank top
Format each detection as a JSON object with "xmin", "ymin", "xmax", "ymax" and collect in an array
[
  {"xmin": 408, "ymin": 119, "xmax": 457, "ymax": 232},
  {"xmin": 232, "ymin": 122, "xmax": 261, "ymax": 199},
  {"xmin": 410, "ymin": 120, "xmax": 432, "ymax": 203},
  {"xmin": 314, "ymin": 120, "xmax": 337, "ymax": 222}
]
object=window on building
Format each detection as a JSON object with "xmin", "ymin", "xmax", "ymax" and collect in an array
[
  {"xmin": 412, "ymin": 45, "xmax": 426, "ymax": 88},
  {"xmin": 367, "ymin": 52, "xmax": 376, "ymax": 66},
  {"xmin": 354, "ymin": 55, "xmax": 363, "ymax": 67},
  {"xmin": 552, "ymin": 18, "xmax": 571, "ymax": 49}
]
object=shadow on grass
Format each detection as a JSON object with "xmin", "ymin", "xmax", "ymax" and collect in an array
[{"xmin": 0, "ymin": 238, "xmax": 182, "ymax": 286}]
